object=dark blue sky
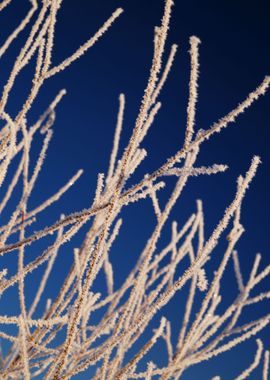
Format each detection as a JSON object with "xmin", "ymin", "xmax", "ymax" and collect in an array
[{"xmin": 0, "ymin": 0, "xmax": 270, "ymax": 378}]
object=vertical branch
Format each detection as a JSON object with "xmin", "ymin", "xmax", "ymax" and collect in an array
[
  {"xmin": 184, "ymin": 36, "xmax": 200, "ymax": 148},
  {"xmin": 18, "ymin": 315, "xmax": 30, "ymax": 380},
  {"xmin": 235, "ymin": 339, "xmax": 263, "ymax": 380},
  {"xmin": 107, "ymin": 94, "xmax": 125, "ymax": 183},
  {"xmin": 263, "ymin": 350, "xmax": 269, "ymax": 380}
]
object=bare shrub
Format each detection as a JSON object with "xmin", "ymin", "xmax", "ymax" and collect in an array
[{"xmin": 0, "ymin": 1, "xmax": 269, "ymax": 379}]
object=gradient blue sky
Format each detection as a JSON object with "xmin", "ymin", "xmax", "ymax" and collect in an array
[{"xmin": 0, "ymin": 0, "xmax": 270, "ymax": 378}]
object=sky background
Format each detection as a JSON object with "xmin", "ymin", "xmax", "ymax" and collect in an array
[{"xmin": 0, "ymin": 0, "xmax": 270, "ymax": 378}]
